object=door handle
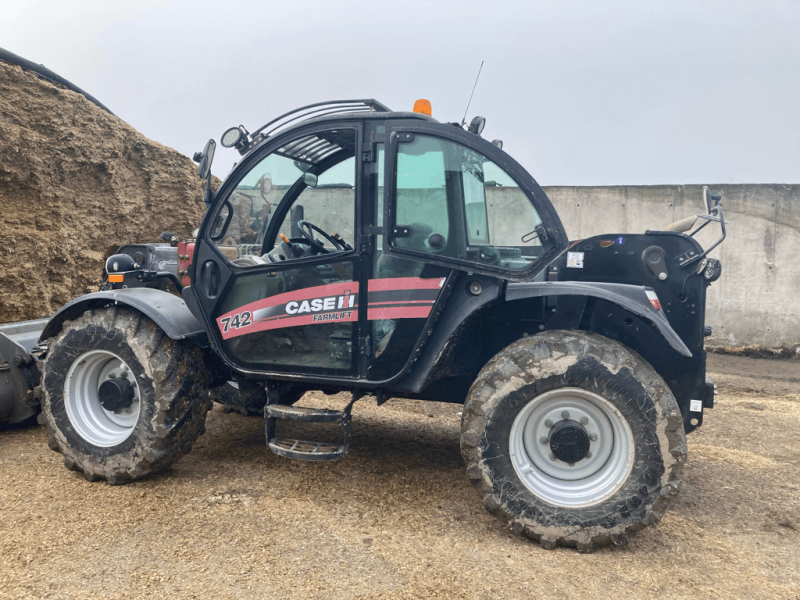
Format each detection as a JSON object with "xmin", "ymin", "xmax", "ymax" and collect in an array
[{"xmin": 201, "ymin": 260, "xmax": 220, "ymax": 298}]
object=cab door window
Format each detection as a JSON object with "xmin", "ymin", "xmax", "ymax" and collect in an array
[
  {"xmin": 211, "ymin": 152, "xmax": 301, "ymax": 262},
  {"xmin": 272, "ymin": 155, "xmax": 356, "ymax": 251},
  {"xmin": 209, "ymin": 129, "xmax": 356, "ymax": 264},
  {"xmin": 389, "ymin": 133, "xmax": 547, "ymax": 272}
]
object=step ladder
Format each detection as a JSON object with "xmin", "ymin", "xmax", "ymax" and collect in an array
[{"xmin": 265, "ymin": 395, "xmax": 358, "ymax": 461}]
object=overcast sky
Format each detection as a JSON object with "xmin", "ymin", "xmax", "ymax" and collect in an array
[{"xmin": 2, "ymin": 0, "xmax": 799, "ymax": 185}]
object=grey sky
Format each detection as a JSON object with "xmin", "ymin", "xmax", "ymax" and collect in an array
[{"xmin": 2, "ymin": 0, "xmax": 799, "ymax": 185}]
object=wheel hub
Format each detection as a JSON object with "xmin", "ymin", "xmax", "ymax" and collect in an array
[
  {"xmin": 64, "ymin": 350, "xmax": 141, "ymax": 447},
  {"xmin": 549, "ymin": 419, "xmax": 591, "ymax": 463},
  {"xmin": 508, "ymin": 387, "xmax": 636, "ymax": 507},
  {"xmin": 98, "ymin": 377, "xmax": 135, "ymax": 412}
]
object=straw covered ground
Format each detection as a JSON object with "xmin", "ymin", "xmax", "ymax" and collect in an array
[{"xmin": 0, "ymin": 353, "xmax": 798, "ymax": 599}]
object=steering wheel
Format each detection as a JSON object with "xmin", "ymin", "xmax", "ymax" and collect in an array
[{"xmin": 296, "ymin": 220, "xmax": 347, "ymax": 254}]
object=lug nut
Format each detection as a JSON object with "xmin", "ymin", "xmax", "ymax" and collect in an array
[
  {"xmin": 561, "ymin": 410, "xmax": 570, "ymax": 419},
  {"xmin": 568, "ymin": 462, "xmax": 575, "ymax": 467},
  {"xmin": 120, "ymin": 372, "xmax": 128, "ymax": 379},
  {"xmin": 540, "ymin": 436, "xmax": 548, "ymax": 445},
  {"xmin": 589, "ymin": 433, "xmax": 598, "ymax": 441},
  {"xmin": 580, "ymin": 416, "xmax": 589, "ymax": 425},
  {"xmin": 108, "ymin": 373, "xmax": 116, "ymax": 379},
  {"xmin": 544, "ymin": 419, "xmax": 553, "ymax": 428},
  {"xmin": 549, "ymin": 454, "xmax": 557, "ymax": 461},
  {"xmin": 586, "ymin": 451, "xmax": 592, "ymax": 459}
]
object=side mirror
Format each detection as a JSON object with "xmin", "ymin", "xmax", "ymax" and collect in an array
[
  {"xmin": 702, "ymin": 185, "xmax": 722, "ymax": 213},
  {"xmin": 194, "ymin": 139, "xmax": 216, "ymax": 208},
  {"xmin": 303, "ymin": 172, "xmax": 318, "ymax": 188},
  {"xmin": 258, "ymin": 173, "xmax": 273, "ymax": 196},
  {"xmin": 197, "ymin": 139, "xmax": 216, "ymax": 180}
]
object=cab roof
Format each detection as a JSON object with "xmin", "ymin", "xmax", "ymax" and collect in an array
[{"xmin": 239, "ymin": 99, "xmax": 437, "ymax": 158}]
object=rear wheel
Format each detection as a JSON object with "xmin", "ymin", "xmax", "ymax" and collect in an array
[
  {"xmin": 39, "ymin": 307, "xmax": 211, "ymax": 483},
  {"xmin": 461, "ymin": 330, "xmax": 686, "ymax": 551}
]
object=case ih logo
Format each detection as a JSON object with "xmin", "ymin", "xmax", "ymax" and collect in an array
[
  {"xmin": 286, "ymin": 289, "xmax": 356, "ymax": 318},
  {"xmin": 216, "ymin": 277, "xmax": 445, "ymax": 340}
]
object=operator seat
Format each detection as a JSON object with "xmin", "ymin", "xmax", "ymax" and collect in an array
[{"xmin": 374, "ymin": 222, "xmax": 432, "ymax": 279}]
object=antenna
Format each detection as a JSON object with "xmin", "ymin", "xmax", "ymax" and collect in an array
[{"xmin": 461, "ymin": 60, "xmax": 485, "ymax": 127}]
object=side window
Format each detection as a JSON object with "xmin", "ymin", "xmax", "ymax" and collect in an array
[
  {"xmin": 462, "ymin": 154, "xmax": 490, "ymax": 245},
  {"xmin": 481, "ymin": 160, "xmax": 543, "ymax": 254},
  {"xmin": 210, "ymin": 129, "xmax": 356, "ymax": 264},
  {"xmin": 394, "ymin": 136, "xmax": 450, "ymax": 255},
  {"xmin": 392, "ymin": 133, "xmax": 545, "ymax": 271},
  {"xmin": 211, "ymin": 152, "xmax": 303, "ymax": 261}
]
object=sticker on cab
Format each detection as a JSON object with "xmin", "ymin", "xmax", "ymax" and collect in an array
[{"xmin": 567, "ymin": 252, "xmax": 584, "ymax": 268}]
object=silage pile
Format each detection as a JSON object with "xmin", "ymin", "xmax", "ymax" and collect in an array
[{"xmin": 0, "ymin": 60, "xmax": 207, "ymax": 323}]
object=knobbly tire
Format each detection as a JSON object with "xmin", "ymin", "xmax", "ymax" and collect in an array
[
  {"xmin": 460, "ymin": 330, "xmax": 686, "ymax": 551},
  {"xmin": 39, "ymin": 307, "xmax": 212, "ymax": 484}
]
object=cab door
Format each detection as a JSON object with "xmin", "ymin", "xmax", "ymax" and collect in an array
[
  {"xmin": 364, "ymin": 121, "xmax": 569, "ymax": 381},
  {"xmin": 191, "ymin": 124, "xmax": 366, "ymax": 378}
]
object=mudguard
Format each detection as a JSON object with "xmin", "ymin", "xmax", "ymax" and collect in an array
[
  {"xmin": 39, "ymin": 288, "xmax": 206, "ymax": 343},
  {"xmin": 505, "ymin": 281, "xmax": 692, "ymax": 357}
]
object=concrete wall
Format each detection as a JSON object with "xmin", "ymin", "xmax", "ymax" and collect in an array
[{"xmin": 542, "ymin": 184, "xmax": 800, "ymax": 351}]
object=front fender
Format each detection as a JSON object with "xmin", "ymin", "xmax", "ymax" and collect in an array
[
  {"xmin": 505, "ymin": 281, "xmax": 692, "ymax": 357},
  {"xmin": 39, "ymin": 288, "xmax": 207, "ymax": 343}
]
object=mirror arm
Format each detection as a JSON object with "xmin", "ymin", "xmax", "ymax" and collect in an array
[{"xmin": 203, "ymin": 176, "xmax": 213, "ymax": 209}]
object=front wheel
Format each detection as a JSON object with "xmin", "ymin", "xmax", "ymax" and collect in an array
[
  {"xmin": 461, "ymin": 330, "xmax": 686, "ymax": 551},
  {"xmin": 39, "ymin": 307, "xmax": 212, "ymax": 483}
]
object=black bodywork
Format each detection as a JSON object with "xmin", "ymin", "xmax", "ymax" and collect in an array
[{"xmin": 42, "ymin": 100, "xmax": 720, "ymax": 434}]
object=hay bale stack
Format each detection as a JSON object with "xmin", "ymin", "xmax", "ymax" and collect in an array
[{"xmin": 0, "ymin": 61, "xmax": 207, "ymax": 323}]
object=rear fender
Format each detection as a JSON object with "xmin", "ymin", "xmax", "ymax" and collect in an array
[
  {"xmin": 505, "ymin": 281, "xmax": 692, "ymax": 357},
  {"xmin": 39, "ymin": 288, "xmax": 207, "ymax": 344}
]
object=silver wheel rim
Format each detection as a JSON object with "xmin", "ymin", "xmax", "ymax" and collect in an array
[
  {"xmin": 509, "ymin": 387, "xmax": 635, "ymax": 507},
  {"xmin": 64, "ymin": 350, "xmax": 141, "ymax": 447}
]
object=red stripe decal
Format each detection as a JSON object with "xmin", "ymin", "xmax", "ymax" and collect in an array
[
  {"xmin": 368, "ymin": 277, "xmax": 445, "ymax": 292},
  {"xmin": 368, "ymin": 306, "xmax": 434, "ymax": 320},
  {"xmin": 367, "ymin": 299, "xmax": 435, "ymax": 306}
]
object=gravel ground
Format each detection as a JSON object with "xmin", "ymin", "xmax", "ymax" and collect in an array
[{"xmin": 1, "ymin": 354, "xmax": 798, "ymax": 599}]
